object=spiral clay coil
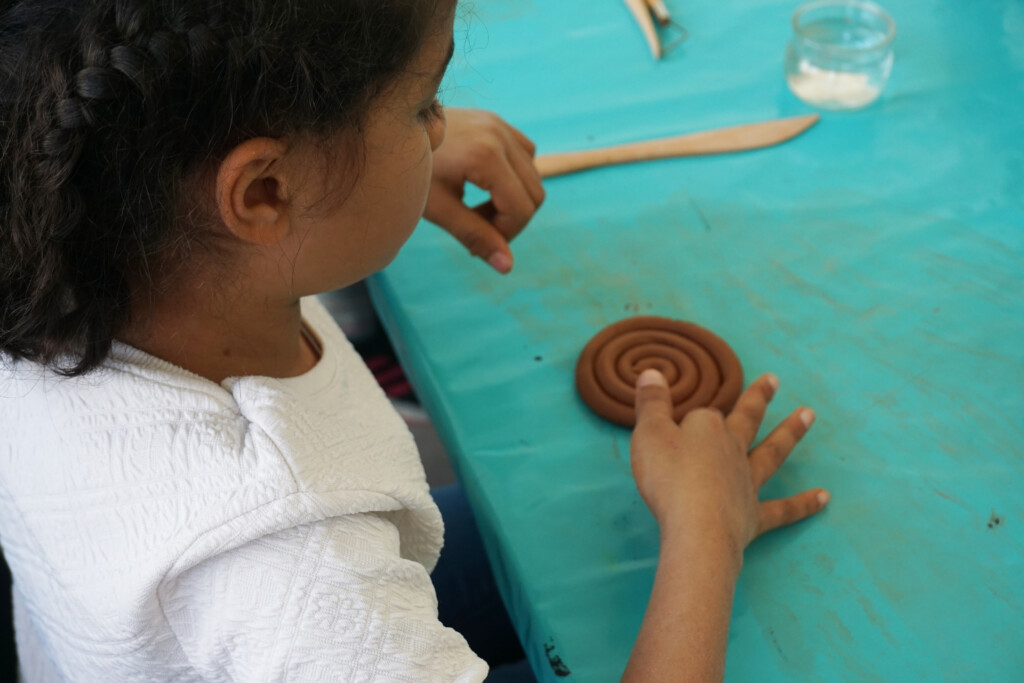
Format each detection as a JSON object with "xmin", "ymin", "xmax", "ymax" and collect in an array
[{"xmin": 576, "ymin": 316, "xmax": 744, "ymax": 427}]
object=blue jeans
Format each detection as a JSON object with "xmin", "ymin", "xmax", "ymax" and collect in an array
[{"xmin": 430, "ymin": 484, "xmax": 535, "ymax": 682}]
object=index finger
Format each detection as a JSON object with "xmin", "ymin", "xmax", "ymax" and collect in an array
[
  {"xmin": 634, "ymin": 369, "xmax": 674, "ymax": 425},
  {"xmin": 506, "ymin": 123, "xmax": 537, "ymax": 157},
  {"xmin": 469, "ymin": 153, "xmax": 536, "ymax": 240},
  {"xmin": 506, "ymin": 142, "xmax": 546, "ymax": 209},
  {"xmin": 723, "ymin": 373, "xmax": 778, "ymax": 449}
]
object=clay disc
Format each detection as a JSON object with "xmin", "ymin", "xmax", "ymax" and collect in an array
[{"xmin": 575, "ymin": 316, "xmax": 743, "ymax": 427}]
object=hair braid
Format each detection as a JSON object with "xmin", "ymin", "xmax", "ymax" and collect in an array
[{"xmin": 1, "ymin": 0, "xmax": 444, "ymax": 375}]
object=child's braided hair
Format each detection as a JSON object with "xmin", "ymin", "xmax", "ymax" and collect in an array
[{"xmin": 0, "ymin": 0, "xmax": 443, "ymax": 376}]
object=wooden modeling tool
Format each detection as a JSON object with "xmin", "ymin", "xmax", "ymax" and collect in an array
[
  {"xmin": 623, "ymin": 0, "xmax": 688, "ymax": 59},
  {"xmin": 535, "ymin": 114, "xmax": 820, "ymax": 178},
  {"xmin": 623, "ymin": 0, "xmax": 662, "ymax": 58},
  {"xmin": 646, "ymin": 0, "xmax": 672, "ymax": 26}
]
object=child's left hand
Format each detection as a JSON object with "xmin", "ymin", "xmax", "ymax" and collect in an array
[{"xmin": 424, "ymin": 108, "xmax": 545, "ymax": 274}]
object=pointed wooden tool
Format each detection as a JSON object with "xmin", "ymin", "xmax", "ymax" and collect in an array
[
  {"xmin": 535, "ymin": 114, "xmax": 820, "ymax": 178},
  {"xmin": 623, "ymin": 0, "xmax": 662, "ymax": 59},
  {"xmin": 645, "ymin": 0, "xmax": 673, "ymax": 27}
]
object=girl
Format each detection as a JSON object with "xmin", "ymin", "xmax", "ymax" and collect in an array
[{"xmin": 0, "ymin": 0, "xmax": 828, "ymax": 680}]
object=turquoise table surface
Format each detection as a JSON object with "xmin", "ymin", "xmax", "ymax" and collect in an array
[{"xmin": 370, "ymin": 1, "xmax": 1024, "ymax": 680}]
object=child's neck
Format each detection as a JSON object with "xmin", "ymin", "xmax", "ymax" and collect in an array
[{"xmin": 120, "ymin": 277, "xmax": 320, "ymax": 384}]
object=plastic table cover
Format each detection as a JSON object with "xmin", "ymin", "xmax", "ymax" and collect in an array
[{"xmin": 369, "ymin": 1, "xmax": 1024, "ymax": 680}]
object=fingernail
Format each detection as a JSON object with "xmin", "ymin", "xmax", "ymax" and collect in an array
[
  {"xmin": 765, "ymin": 373, "xmax": 779, "ymax": 391},
  {"xmin": 637, "ymin": 369, "xmax": 666, "ymax": 388},
  {"xmin": 487, "ymin": 252, "xmax": 512, "ymax": 273},
  {"xmin": 800, "ymin": 408, "xmax": 815, "ymax": 428},
  {"xmin": 817, "ymin": 490, "xmax": 830, "ymax": 506}
]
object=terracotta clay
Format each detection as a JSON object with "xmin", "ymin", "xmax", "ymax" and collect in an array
[{"xmin": 576, "ymin": 316, "xmax": 743, "ymax": 427}]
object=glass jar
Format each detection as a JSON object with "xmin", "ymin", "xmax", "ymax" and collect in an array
[{"xmin": 784, "ymin": 0, "xmax": 896, "ymax": 110}]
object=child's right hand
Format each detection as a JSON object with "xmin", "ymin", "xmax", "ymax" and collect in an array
[
  {"xmin": 622, "ymin": 370, "xmax": 827, "ymax": 681},
  {"xmin": 630, "ymin": 369, "xmax": 829, "ymax": 563}
]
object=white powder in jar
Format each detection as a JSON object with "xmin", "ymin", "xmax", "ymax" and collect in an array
[{"xmin": 786, "ymin": 58, "xmax": 882, "ymax": 109}]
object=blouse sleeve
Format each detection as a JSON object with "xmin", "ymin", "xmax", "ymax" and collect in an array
[{"xmin": 159, "ymin": 513, "xmax": 489, "ymax": 682}]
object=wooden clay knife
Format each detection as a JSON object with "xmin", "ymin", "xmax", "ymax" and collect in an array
[{"xmin": 534, "ymin": 114, "xmax": 820, "ymax": 178}]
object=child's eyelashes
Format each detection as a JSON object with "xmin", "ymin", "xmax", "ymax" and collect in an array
[{"xmin": 418, "ymin": 98, "xmax": 444, "ymax": 124}]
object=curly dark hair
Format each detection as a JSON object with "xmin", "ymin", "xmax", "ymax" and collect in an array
[{"xmin": 0, "ymin": 0, "xmax": 446, "ymax": 376}]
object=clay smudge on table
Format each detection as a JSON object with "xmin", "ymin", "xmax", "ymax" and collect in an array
[
  {"xmin": 987, "ymin": 511, "xmax": 1003, "ymax": 530},
  {"xmin": 543, "ymin": 638, "xmax": 572, "ymax": 677}
]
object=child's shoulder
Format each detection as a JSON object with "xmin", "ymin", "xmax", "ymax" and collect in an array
[
  {"xmin": 0, "ymin": 345, "xmax": 258, "ymax": 511},
  {"xmin": 0, "ymin": 341, "xmax": 241, "ymax": 431}
]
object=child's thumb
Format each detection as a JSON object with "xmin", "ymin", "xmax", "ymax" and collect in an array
[{"xmin": 634, "ymin": 369, "xmax": 673, "ymax": 425}]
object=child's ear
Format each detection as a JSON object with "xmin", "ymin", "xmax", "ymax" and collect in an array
[{"xmin": 215, "ymin": 138, "xmax": 292, "ymax": 245}]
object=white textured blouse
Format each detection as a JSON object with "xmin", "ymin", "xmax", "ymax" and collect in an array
[{"xmin": 0, "ymin": 298, "xmax": 487, "ymax": 682}]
